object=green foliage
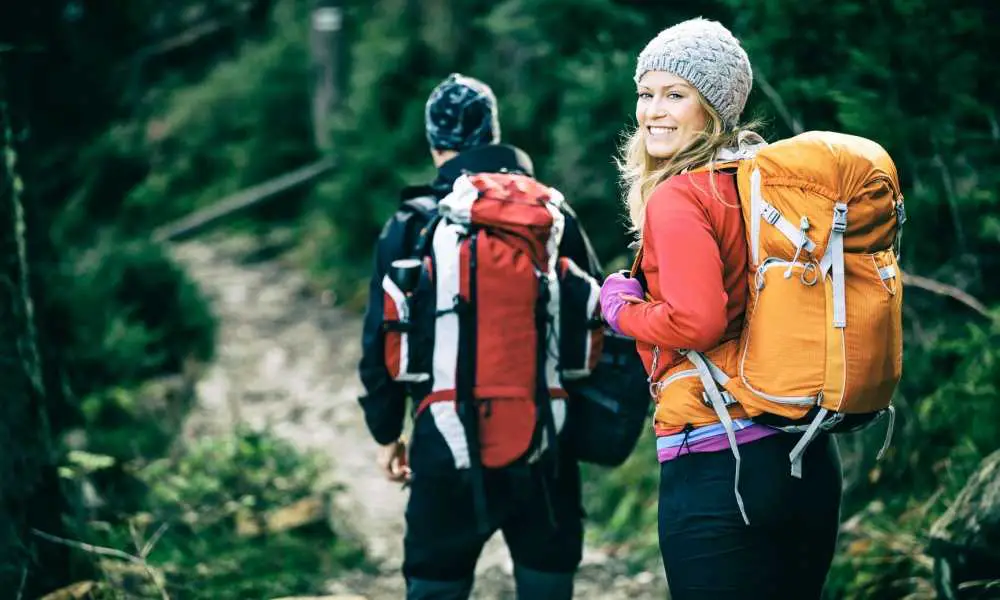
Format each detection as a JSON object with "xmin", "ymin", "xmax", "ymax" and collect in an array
[
  {"xmin": 581, "ymin": 428, "xmax": 659, "ymax": 569},
  {"xmin": 55, "ymin": 238, "xmax": 216, "ymax": 399},
  {"xmin": 140, "ymin": 427, "xmax": 328, "ymax": 516},
  {"xmin": 722, "ymin": 0, "xmax": 1000, "ymax": 280},
  {"xmin": 4, "ymin": 1, "xmax": 336, "ymax": 594},
  {"xmin": 121, "ymin": 0, "xmax": 318, "ymax": 233},
  {"xmin": 68, "ymin": 428, "xmax": 365, "ymax": 599},
  {"xmin": 825, "ymin": 315, "xmax": 1000, "ymax": 597},
  {"xmin": 297, "ymin": 0, "xmax": 731, "ymax": 306},
  {"xmin": 137, "ymin": 429, "xmax": 364, "ymax": 598}
]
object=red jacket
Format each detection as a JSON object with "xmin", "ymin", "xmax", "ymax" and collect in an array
[{"xmin": 618, "ymin": 171, "xmax": 748, "ymax": 382}]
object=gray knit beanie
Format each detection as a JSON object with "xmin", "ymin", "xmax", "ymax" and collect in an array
[
  {"xmin": 634, "ymin": 18, "xmax": 753, "ymax": 129},
  {"xmin": 425, "ymin": 73, "xmax": 501, "ymax": 151}
]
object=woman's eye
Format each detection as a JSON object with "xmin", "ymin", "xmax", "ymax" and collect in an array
[
  {"xmin": 637, "ymin": 92, "xmax": 652, "ymax": 100},
  {"xmin": 667, "ymin": 92, "xmax": 683, "ymax": 100}
]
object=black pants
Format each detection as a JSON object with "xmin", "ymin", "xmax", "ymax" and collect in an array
[
  {"xmin": 403, "ymin": 453, "xmax": 584, "ymax": 583},
  {"xmin": 659, "ymin": 432, "xmax": 843, "ymax": 600}
]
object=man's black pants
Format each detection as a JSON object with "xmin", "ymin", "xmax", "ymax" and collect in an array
[{"xmin": 402, "ymin": 452, "xmax": 584, "ymax": 586}]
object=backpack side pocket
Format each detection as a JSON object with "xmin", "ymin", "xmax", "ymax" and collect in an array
[
  {"xmin": 557, "ymin": 257, "xmax": 604, "ymax": 381},
  {"xmin": 383, "ymin": 258, "xmax": 432, "ymax": 383}
]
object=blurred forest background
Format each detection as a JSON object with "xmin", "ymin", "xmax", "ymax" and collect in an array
[{"xmin": 1, "ymin": 0, "xmax": 999, "ymax": 598}]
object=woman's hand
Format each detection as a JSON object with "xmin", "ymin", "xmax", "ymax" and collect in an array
[{"xmin": 600, "ymin": 271, "xmax": 645, "ymax": 335}]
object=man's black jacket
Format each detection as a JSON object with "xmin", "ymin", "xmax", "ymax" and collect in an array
[{"xmin": 357, "ymin": 143, "xmax": 604, "ymax": 445}]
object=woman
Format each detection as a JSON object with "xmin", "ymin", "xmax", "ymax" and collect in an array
[{"xmin": 599, "ymin": 18, "xmax": 843, "ymax": 600}]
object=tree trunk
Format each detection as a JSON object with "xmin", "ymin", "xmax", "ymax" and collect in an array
[{"xmin": 0, "ymin": 79, "xmax": 80, "ymax": 599}]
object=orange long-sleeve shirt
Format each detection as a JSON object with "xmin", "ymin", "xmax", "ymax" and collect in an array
[{"xmin": 618, "ymin": 170, "xmax": 748, "ymax": 381}]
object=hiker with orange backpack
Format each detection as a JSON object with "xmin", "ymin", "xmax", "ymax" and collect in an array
[
  {"xmin": 358, "ymin": 73, "xmax": 610, "ymax": 599},
  {"xmin": 599, "ymin": 18, "xmax": 905, "ymax": 599}
]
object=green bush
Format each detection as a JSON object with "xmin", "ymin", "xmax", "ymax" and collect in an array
[
  {"xmin": 49, "ymin": 239, "xmax": 218, "ymax": 515},
  {"xmin": 826, "ymin": 314, "xmax": 1000, "ymax": 598},
  {"xmin": 295, "ymin": 0, "xmax": 717, "ymax": 305},
  {"xmin": 121, "ymin": 0, "xmax": 318, "ymax": 233},
  {"xmin": 55, "ymin": 237, "xmax": 216, "ymax": 399},
  {"xmin": 581, "ymin": 428, "xmax": 659, "ymax": 570},
  {"xmin": 77, "ymin": 428, "xmax": 366, "ymax": 599}
]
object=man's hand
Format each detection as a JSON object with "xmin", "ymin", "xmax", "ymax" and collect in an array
[{"xmin": 377, "ymin": 438, "xmax": 411, "ymax": 483}]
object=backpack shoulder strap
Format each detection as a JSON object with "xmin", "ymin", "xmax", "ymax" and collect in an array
[
  {"xmin": 399, "ymin": 195, "xmax": 440, "ymax": 258},
  {"xmin": 627, "ymin": 242, "xmax": 650, "ymax": 299},
  {"xmin": 402, "ymin": 195, "xmax": 438, "ymax": 220},
  {"xmin": 629, "ymin": 244, "xmax": 643, "ymax": 278}
]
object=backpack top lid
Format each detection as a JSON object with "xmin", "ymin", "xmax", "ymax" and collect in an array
[
  {"xmin": 439, "ymin": 172, "xmax": 564, "ymax": 222},
  {"xmin": 439, "ymin": 172, "xmax": 567, "ymax": 271},
  {"xmin": 751, "ymin": 131, "xmax": 900, "ymax": 204},
  {"xmin": 709, "ymin": 130, "xmax": 900, "ymax": 200}
]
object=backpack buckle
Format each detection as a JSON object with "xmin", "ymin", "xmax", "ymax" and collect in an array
[
  {"xmin": 832, "ymin": 203, "xmax": 848, "ymax": 233},
  {"xmin": 761, "ymin": 203, "xmax": 781, "ymax": 225},
  {"xmin": 701, "ymin": 391, "xmax": 739, "ymax": 408}
]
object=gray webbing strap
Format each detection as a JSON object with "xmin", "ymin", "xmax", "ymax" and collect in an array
[
  {"xmin": 819, "ymin": 203, "xmax": 849, "ymax": 328},
  {"xmin": 761, "ymin": 201, "xmax": 817, "ymax": 254},
  {"xmin": 788, "ymin": 408, "xmax": 829, "ymax": 479},
  {"xmin": 686, "ymin": 350, "xmax": 749, "ymax": 525},
  {"xmin": 876, "ymin": 405, "xmax": 896, "ymax": 461}
]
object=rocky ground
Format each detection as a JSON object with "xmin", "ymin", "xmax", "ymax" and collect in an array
[{"xmin": 171, "ymin": 231, "xmax": 668, "ymax": 599}]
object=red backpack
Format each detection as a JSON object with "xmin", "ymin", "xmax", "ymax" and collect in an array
[{"xmin": 381, "ymin": 172, "xmax": 603, "ymax": 525}]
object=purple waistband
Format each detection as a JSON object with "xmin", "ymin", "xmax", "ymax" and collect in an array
[{"xmin": 657, "ymin": 422, "xmax": 780, "ymax": 462}]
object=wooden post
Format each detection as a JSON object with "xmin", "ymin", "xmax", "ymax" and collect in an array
[{"xmin": 309, "ymin": 0, "xmax": 343, "ymax": 152}]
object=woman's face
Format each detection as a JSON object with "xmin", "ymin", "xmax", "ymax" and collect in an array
[{"xmin": 635, "ymin": 71, "xmax": 708, "ymax": 160}]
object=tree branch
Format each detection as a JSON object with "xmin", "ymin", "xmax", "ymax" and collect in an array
[
  {"xmin": 753, "ymin": 69, "xmax": 803, "ymax": 135},
  {"xmin": 15, "ymin": 567, "xmax": 26, "ymax": 600},
  {"xmin": 902, "ymin": 271, "xmax": 993, "ymax": 319},
  {"xmin": 31, "ymin": 529, "xmax": 171, "ymax": 600},
  {"xmin": 151, "ymin": 157, "xmax": 336, "ymax": 243},
  {"xmin": 141, "ymin": 522, "xmax": 170, "ymax": 559},
  {"xmin": 32, "ymin": 529, "xmax": 143, "ymax": 565}
]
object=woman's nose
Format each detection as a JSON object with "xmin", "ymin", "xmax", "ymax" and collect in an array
[{"xmin": 646, "ymin": 96, "xmax": 669, "ymax": 120}]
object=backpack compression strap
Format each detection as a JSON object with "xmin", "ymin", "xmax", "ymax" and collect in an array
[
  {"xmin": 682, "ymin": 349, "xmax": 750, "ymax": 525},
  {"xmin": 457, "ymin": 230, "xmax": 489, "ymax": 535}
]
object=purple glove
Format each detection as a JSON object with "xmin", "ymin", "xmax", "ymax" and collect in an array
[{"xmin": 600, "ymin": 271, "xmax": 644, "ymax": 335}]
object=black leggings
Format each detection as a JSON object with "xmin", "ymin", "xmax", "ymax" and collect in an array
[{"xmin": 659, "ymin": 432, "xmax": 843, "ymax": 600}]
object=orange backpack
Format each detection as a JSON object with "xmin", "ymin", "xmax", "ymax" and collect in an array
[{"xmin": 649, "ymin": 131, "xmax": 905, "ymax": 483}]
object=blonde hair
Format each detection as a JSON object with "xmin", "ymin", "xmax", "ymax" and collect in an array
[{"xmin": 616, "ymin": 92, "xmax": 761, "ymax": 237}]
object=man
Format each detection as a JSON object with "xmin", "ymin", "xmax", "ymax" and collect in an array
[{"xmin": 357, "ymin": 73, "xmax": 603, "ymax": 599}]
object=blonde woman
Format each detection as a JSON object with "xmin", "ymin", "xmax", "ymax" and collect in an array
[{"xmin": 598, "ymin": 18, "xmax": 843, "ymax": 599}]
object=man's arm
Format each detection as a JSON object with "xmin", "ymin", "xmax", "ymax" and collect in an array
[{"xmin": 358, "ymin": 214, "xmax": 413, "ymax": 445}]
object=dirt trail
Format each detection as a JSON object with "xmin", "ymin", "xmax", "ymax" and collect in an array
[{"xmin": 171, "ymin": 231, "xmax": 667, "ymax": 599}]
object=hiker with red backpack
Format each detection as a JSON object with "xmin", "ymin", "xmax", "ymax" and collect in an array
[
  {"xmin": 600, "ymin": 18, "xmax": 905, "ymax": 599},
  {"xmin": 358, "ymin": 73, "xmax": 611, "ymax": 599}
]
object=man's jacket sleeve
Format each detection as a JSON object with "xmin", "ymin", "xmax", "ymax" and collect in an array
[{"xmin": 358, "ymin": 214, "xmax": 411, "ymax": 445}]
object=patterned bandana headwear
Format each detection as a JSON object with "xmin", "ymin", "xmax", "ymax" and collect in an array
[{"xmin": 424, "ymin": 73, "xmax": 501, "ymax": 151}]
